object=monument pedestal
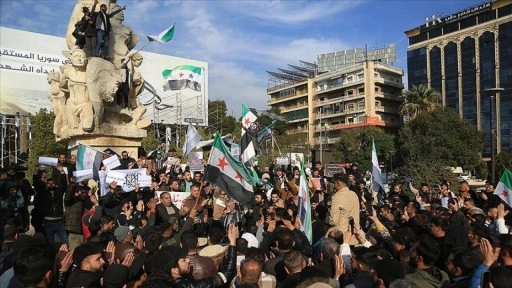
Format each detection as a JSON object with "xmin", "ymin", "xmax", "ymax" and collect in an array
[{"xmin": 68, "ymin": 136, "xmax": 142, "ymax": 158}]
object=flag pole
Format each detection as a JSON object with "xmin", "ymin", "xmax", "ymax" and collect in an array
[{"xmin": 132, "ymin": 41, "xmax": 153, "ymax": 55}]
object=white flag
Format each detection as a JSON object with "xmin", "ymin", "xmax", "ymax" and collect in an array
[{"xmin": 183, "ymin": 123, "xmax": 202, "ymax": 156}]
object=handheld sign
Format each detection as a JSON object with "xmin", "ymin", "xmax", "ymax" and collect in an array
[
  {"xmin": 189, "ymin": 152, "xmax": 204, "ymax": 172},
  {"xmin": 138, "ymin": 174, "xmax": 152, "ymax": 188},
  {"xmin": 73, "ymin": 169, "xmax": 93, "ymax": 182},
  {"xmin": 106, "ymin": 170, "xmax": 126, "ymax": 185},
  {"xmin": 155, "ymin": 191, "xmax": 191, "ymax": 208},
  {"xmin": 39, "ymin": 156, "xmax": 58, "ymax": 167},
  {"xmin": 324, "ymin": 164, "xmax": 344, "ymax": 177},
  {"xmin": 102, "ymin": 154, "xmax": 121, "ymax": 171}
]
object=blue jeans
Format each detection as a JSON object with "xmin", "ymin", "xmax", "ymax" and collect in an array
[
  {"xmin": 43, "ymin": 221, "xmax": 68, "ymax": 245},
  {"xmin": 94, "ymin": 29, "xmax": 109, "ymax": 57}
]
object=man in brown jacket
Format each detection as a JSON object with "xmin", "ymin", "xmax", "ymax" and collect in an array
[
  {"xmin": 328, "ymin": 173, "xmax": 360, "ymax": 236},
  {"xmin": 181, "ymin": 230, "xmax": 218, "ymax": 280}
]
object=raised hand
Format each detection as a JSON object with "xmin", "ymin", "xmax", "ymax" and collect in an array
[
  {"xmin": 105, "ymin": 241, "xmax": 116, "ymax": 265},
  {"xmin": 227, "ymin": 223, "xmax": 239, "ymax": 246},
  {"xmin": 122, "ymin": 252, "xmax": 134, "ymax": 267},
  {"xmin": 59, "ymin": 251, "xmax": 74, "ymax": 272}
]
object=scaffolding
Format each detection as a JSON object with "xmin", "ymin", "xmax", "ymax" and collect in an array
[{"xmin": 267, "ymin": 60, "xmax": 316, "ymax": 92}]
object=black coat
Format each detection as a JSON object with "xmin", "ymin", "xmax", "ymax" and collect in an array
[{"xmin": 33, "ymin": 173, "xmax": 66, "ymax": 218}]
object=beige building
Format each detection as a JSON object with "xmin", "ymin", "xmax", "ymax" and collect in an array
[{"xmin": 267, "ymin": 61, "xmax": 403, "ymax": 162}]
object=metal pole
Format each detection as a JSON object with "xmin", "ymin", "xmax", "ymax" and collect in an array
[
  {"xmin": 490, "ymin": 94, "xmax": 496, "ymax": 183},
  {"xmin": 482, "ymin": 87, "xmax": 504, "ymax": 183},
  {"xmin": 0, "ymin": 115, "xmax": 4, "ymax": 168},
  {"xmin": 319, "ymin": 107, "xmax": 323, "ymax": 164}
]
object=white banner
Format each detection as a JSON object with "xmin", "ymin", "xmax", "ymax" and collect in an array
[
  {"xmin": 39, "ymin": 156, "xmax": 58, "ymax": 167},
  {"xmin": 73, "ymin": 169, "xmax": 94, "ymax": 182},
  {"xmin": 100, "ymin": 168, "xmax": 147, "ymax": 195},
  {"xmin": 155, "ymin": 191, "xmax": 190, "ymax": 209},
  {"xmin": 102, "ymin": 154, "xmax": 121, "ymax": 171}
]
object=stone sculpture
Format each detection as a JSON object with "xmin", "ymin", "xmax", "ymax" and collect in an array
[
  {"xmin": 53, "ymin": 0, "xmax": 148, "ymax": 141},
  {"xmin": 47, "ymin": 72, "xmax": 67, "ymax": 138},
  {"xmin": 109, "ymin": 2, "xmax": 140, "ymax": 69}
]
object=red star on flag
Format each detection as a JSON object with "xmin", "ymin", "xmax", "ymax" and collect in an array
[
  {"xmin": 244, "ymin": 117, "xmax": 251, "ymax": 126},
  {"xmin": 217, "ymin": 157, "xmax": 228, "ymax": 171},
  {"xmin": 188, "ymin": 73, "xmax": 194, "ymax": 79},
  {"xmin": 87, "ymin": 151, "xmax": 93, "ymax": 157},
  {"xmin": 179, "ymin": 72, "xmax": 184, "ymax": 78},
  {"xmin": 502, "ymin": 190, "xmax": 509, "ymax": 198},
  {"xmin": 85, "ymin": 161, "xmax": 91, "ymax": 166},
  {"xmin": 234, "ymin": 172, "xmax": 243, "ymax": 182}
]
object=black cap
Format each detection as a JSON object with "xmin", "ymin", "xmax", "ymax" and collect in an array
[{"xmin": 73, "ymin": 242, "xmax": 102, "ymax": 265}]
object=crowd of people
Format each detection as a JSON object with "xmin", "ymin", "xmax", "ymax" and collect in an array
[{"xmin": 0, "ymin": 148, "xmax": 511, "ymax": 288}]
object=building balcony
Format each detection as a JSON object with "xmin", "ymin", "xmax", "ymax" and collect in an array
[
  {"xmin": 316, "ymin": 93, "xmax": 365, "ymax": 106},
  {"xmin": 315, "ymin": 79, "xmax": 364, "ymax": 94},
  {"xmin": 280, "ymin": 103, "xmax": 308, "ymax": 113},
  {"xmin": 374, "ymin": 92, "xmax": 403, "ymax": 102},
  {"xmin": 267, "ymin": 92, "xmax": 308, "ymax": 105},
  {"xmin": 374, "ymin": 77, "xmax": 404, "ymax": 89},
  {"xmin": 316, "ymin": 107, "xmax": 366, "ymax": 119}
]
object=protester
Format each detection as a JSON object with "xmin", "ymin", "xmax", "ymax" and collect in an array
[{"xmin": 2, "ymin": 141, "xmax": 511, "ymax": 288}]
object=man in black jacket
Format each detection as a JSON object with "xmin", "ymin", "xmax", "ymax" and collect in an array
[
  {"xmin": 94, "ymin": 3, "xmax": 126, "ymax": 58},
  {"xmin": 143, "ymin": 223, "xmax": 239, "ymax": 288},
  {"xmin": 33, "ymin": 165, "xmax": 68, "ymax": 245}
]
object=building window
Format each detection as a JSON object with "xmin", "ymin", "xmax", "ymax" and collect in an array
[
  {"xmin": 357, "ymin": 73, "xmax": 364, "ymax": 80},
  {"xmin": 347, "ymin": 76, "xmax": 353, "ymax": 82},
  {"xmin": 358, "ymin": 88, "xmax": 364, "ymax": 94},
  {"xmin": 346, "ymin": 90, "xmax": 354, "ymax": 96}
]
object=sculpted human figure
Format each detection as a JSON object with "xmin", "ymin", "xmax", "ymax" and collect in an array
[
  {"xmin": 109, "ymin": 3, "xmax": 139, "ymax": 69},
  {"xmin": 47, "ymin": 72, "xmax": 67, "ymax": 138},
  {"xmin": 60, "ymin": 49, "xmax": 94, "ymax": 132}
]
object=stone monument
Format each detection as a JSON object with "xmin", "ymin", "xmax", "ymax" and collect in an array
[{"xmin": 54, "ymin": 0, "xmax": 150, "ymax": 156}]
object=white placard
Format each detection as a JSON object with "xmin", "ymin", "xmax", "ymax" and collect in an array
[
  {"xmin": 106, "ymin": 170, "xmax": 126, "ymax": 185},
  {"xmin": 62, "ymin": 167, "xmax": 68, "ymax": 175},
  {"xmin": 102, "ymin": 154, "xmax": 121, "ymax": 171},
  {"xmin": 155, "ymin": 191, "xmax": 191, "ymax": 208},
  {"xmin": 100, "ymin": 169, "xmax": 147, "ymax": 195},
  {"xmin": 73, "ymin": 169, "xmax": 93, "ymax": 182},
  {"xmin": 39, "ymin": 156, "xmax": 58, "ymax": 167},
  {"xmin": 276, "ymin": 157, "xmax": 289, "ymax": 165},
  {"xmin": 138, "ymin": 175, "xmax": 152, "ymax": 188}
]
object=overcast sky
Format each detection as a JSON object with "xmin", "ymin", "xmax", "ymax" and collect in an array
[{"xmin": 0, "ymin": 0, "xmax": 483, "ymax": 117}]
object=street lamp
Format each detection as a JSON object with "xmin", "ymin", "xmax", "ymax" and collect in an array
[{"xmin": 481, "ymin": 87, "xmax": 504, "ymax": 183}]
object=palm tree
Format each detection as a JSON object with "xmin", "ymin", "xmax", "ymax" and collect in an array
[{"xmin": 400, "ymin": 84, "xmax": 441, "ymax": 120}]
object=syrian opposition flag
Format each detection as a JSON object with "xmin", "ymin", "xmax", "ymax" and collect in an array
[
  {"xmin": 297, "ymin": 158, "xmax": 313, "ymax": 243},
  {"xmin": 76, "ymin": 144, "xmax": 104, "ymax": 180},
  {"xmin": 241, "ymin": 104, "xmax": 256, "ymax": 164},
  {"xmin": 256, "ymin": 120, "xmax": 277, "ymax": 143},
  {"xmin": 494, "ymin": 169, "xmax": 512, "ymax": 207},
  {"xmin": 162, "ymin": 65, "xmax": 202, "ymax": 92},
  {"xmin": 183, "ymin": 123, "xmax": 202, "ymax": 156},
  {"xmin": 148, "ymin": 23, "xmax": 175, "ymax": 43},
  {"xmin": 205, "ymin": 134, "xmax": 259, "ymax": 207},
  {"xmin": 371, "ymin": 139, "xmax": 385, "ymax": 203}
]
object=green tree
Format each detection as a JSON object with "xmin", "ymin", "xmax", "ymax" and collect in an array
[
  {"xmin": 397, "ymin": 107, "xmax": 484, "ymax": 184},
  {"xmin": 400, "ymin": 84, "xmax": 441, "ymax": 120},
  {"xmin": 496, "ymin": 151, "xmax": 512, "ymax": 179},
  {"xmin": 141, "ymin": 126, "xmax": 162, "ymax": 154},
  {"xmin": 332, "ymin": 126, "xmax": 395, "ymax": 171},
  {"xmin": 27, "ymin": 109, "xmax": 67, "ymax": 180},
  {"xmin": 206, "ymin": 99, "xmax": 237, "ymax": 136}
]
